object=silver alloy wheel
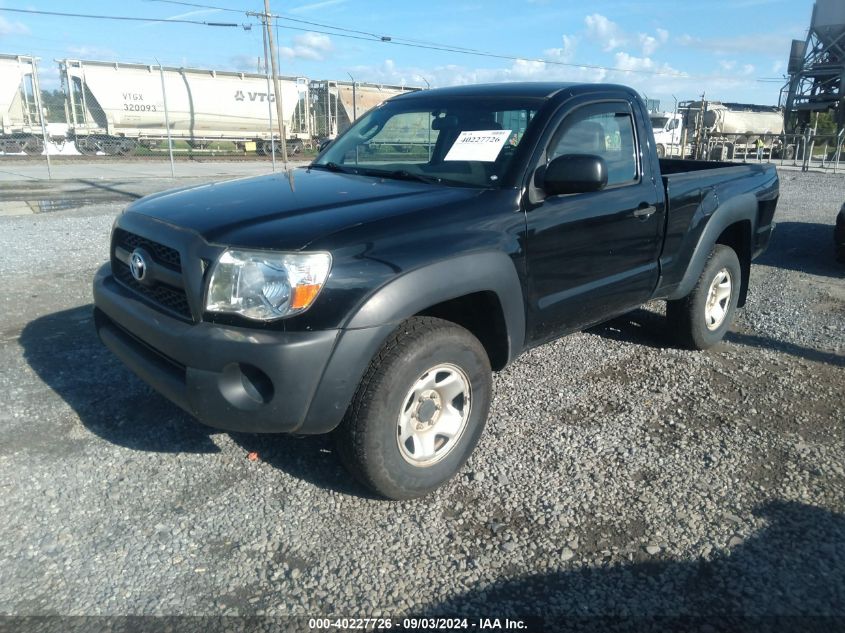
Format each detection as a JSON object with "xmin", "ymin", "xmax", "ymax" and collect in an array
[
  {"xmin": 397, "ymin": 363, "xmax": 472, "ymax": 467},
  {"xmin": 704, "ymin": 267, "xmax": 732, "ymax": 331}
]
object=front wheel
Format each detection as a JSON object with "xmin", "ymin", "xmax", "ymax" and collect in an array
[
  {"xmin": 334, "ymin": 317, "xmax": 492, "ymax": 499},
  {"xmin": 666, "ymin": 245, "xmax": 741, "ymax": 350}
]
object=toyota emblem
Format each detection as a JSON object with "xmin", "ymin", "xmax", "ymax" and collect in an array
[{"xmin": 129, "ymin": 249, "xmax": 147, "ymax": 281}]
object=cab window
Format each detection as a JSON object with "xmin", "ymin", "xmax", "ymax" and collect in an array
[{"xmin": 548, "ymin": 103, "xmax": 639, "ymax": 187}]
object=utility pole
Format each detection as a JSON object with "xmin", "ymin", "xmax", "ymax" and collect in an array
[
  {"xmin": 264, "ymin": 0, "xmax": 288, "ymax": 164},
  {"xmin": 347, "ymin": 72, "xmax": 357, "ymax": 121}
]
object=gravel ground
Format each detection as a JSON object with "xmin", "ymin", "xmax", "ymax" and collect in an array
[{"xmin": 0, "ymin": 169, "xmax": 843, "ymax": 627}]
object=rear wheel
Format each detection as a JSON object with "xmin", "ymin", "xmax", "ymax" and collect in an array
[
  {"xmin": 656, "ymin": 144, "xmax": 666, "ymax": 158},
  {"xmin": 334, "ymin": 317, "xmax": 492, "ymax": 499},
  {"xmin": 667, "ymin": 245, "xmax": 741, "ymax": 350}
]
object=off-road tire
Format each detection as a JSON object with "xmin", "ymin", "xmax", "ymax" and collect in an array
[
  {"xmin": 667, "ymin": 245, "xmax": 741, "ymax": 350},
  {"xmin": 334, "ymin": 317, "xmax": 492, "ymax": 499}
]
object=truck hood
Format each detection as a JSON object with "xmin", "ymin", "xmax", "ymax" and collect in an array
[{"xmin": 125, "ymin": 167, "xmax": 482, "ymax": 250}]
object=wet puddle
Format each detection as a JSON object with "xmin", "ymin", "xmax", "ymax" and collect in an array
[{"xmin": 0, "ymin": 198, "xmax": 125, "ymax": 215}]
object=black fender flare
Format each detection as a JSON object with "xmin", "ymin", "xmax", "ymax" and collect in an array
[
  {"xmin": 299, "ymin": 251, "xmax": 526, "ymax": 434},
  {"xmin": 345, "ymin": 250, "xmax": 526, "ymax": 361},
  {"xmin": 668, "ymin": 192, "xmax": 757, "ymax": 302}
]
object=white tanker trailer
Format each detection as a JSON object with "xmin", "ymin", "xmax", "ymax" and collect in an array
[
  {"xmin": 678, "ymin": 100, "xmax": 789, "ymax": 160},
  {"xmin": 0, "ymin": 54, "xmax": 47, "ymax": 155},
  {"xmin": 59, "ymin": 59, "xmax": 311, "ymax": 155}
]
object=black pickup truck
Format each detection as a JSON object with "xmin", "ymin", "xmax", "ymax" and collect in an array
[{"xmin": 93, "ymin": 82, "xmax": 779, "ymax": 499}]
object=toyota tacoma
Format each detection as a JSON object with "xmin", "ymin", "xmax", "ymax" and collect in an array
[{"xmin": 93, "ymin": 82, "xmax": 779, "ymax": 499}]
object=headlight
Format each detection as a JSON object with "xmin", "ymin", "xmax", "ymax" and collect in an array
[{"xmin": 205, "ymin": 250, "xmax": 331, "ymax": 321}]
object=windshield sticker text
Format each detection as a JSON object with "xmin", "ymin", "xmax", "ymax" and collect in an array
[{"xmin": 444, "ymin": 129, "xmax": 512, "ymax": 162}]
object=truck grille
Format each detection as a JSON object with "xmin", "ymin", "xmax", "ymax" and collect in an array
[
  {"xmin": 111, "ymin": 229, "xmax": 192, "ymax": 321},
  {"xmin": 113, "ymin": 228, "xmax": 181, "ymax": 271}
]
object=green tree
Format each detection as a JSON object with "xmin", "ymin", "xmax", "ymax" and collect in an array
[{"xmin": 814, "ymin": 111, "xmax": 837, "ymax": 135}]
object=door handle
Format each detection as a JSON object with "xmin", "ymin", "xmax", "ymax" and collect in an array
[{"xmin": 633, "ymin": 205, "xmax": 657, "ymax": 219}]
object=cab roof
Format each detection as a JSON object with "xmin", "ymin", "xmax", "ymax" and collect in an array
[{"xmin": 393, "ymin": 82, "xmax": 639, "ymax": 102}]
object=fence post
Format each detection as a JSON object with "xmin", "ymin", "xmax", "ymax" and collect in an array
[
  {"xmin": 31, "ymin": 55, "xmax": 52, "ymax": 180},
  {"xmin": 156, "ymin": 59, "xmax": 176, "ymax": 179},
  {"xmin": 803, "ymin": 130, "xmax": 812, "ymax": 172}
]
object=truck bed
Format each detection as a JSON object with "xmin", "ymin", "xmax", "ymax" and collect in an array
[
  {"xmin": 658, "ymin": 158, "xmax": 737, "ymax": 174},
  {"xmin": 656, "ymin": 158, "xmax": 779, "ymax": 301}
]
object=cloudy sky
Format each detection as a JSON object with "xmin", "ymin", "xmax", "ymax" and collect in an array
[{"xmin": 0, "ymin": 0, "xmax": 814, "ymax": 107}]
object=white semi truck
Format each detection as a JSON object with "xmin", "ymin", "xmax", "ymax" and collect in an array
[{"xmin": 650, "ymin": 111, "xmax": 684, "ymax": 158}]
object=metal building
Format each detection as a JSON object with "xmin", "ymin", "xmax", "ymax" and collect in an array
[{"xmin": 783, "ymin": 0, "xmax": 845, "ymax": 132}]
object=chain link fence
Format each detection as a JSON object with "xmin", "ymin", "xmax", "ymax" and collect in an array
[
  {"xmin": 663, "ymin": 130, "xmax": 845, "ymax": 173},
  {"xmin": 5, "ymin": 51, "xmax": 845, "ymax": 177}
]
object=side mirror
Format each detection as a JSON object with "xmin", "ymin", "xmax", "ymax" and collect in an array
[{"xmin": 542, "ymin": 154, "xmax": 608, "ymax": 196}]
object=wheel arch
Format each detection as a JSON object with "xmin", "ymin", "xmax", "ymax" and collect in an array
[
  {"xmin": 668, "ymin": 193, "xmax": 757, "ymax": 305},
  {"xmin": 346, "ymin": 251, "xmax": 526, "ymax": 366},
  {"xmin": 301, "ymin": 252, "xmax": 525, "ymax": 434},
  {"xmin": 715, "ymin": 220, "xmax": 752, "ymax": 307}
]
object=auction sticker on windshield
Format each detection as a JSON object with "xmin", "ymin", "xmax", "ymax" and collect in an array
[{"xmin": 444, "ymin": 129, "xmax": 512, "ymax": 162}]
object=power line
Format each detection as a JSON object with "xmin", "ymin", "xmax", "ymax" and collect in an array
[
  {"xmin": 7, "ymin": 3, "xmax": 777, "ymax": 83},
  {"xmin": 265, "ymin": 20, "xmax": 695, "ymax": 78},
  {"xmin": 0, "ymin": 7, "xmax": 239, "ymax": 27},
  {"xmin": 146, "ymin": 0, "xmax": 696, "ymax": 77},
  {"xmin": 144, "ymin": 0, "xmax": 490, "ymax": 53}
]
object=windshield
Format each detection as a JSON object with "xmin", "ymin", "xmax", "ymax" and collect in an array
[
  {"xmin": 312, "ymin": 96, "xmax": 542, "ymax": 188},
  {"xmin": 650, "ymin": 116, "xmax": 669, "ymax": 130}
]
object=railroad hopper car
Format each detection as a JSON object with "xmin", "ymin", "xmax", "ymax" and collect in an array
[
  {"xmin": 0, "ymin": 54, "xmax": 46, "ymax": 155},
  {"xmin": 59, "ymin": 59, "xmax": 310, "ymax": 155},
  {"xmin": 310, "ymin": 80, "xmax": 420, "ymax": 139}
]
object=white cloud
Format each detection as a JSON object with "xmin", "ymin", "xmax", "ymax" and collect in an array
[
  {"xmin": 0, "ymin": 16, "xmax": 29, "ymax": 36},
  {"xmin": 772, "ymin": 60, "xmax": 785, "ymax": 74},
  {"xmin": 612, "ymin": 52, "xmax": 684, "ymax": 79},
  {"xmin": 677, "ymin": 32, "xmax": 794, "ymax": 56},
  {"xmin": 544, "ymin": 35, "xmax": 577, "ymax": 63},
  {"xmin": 584, "ymin": 14, "xmax": 627, "ymax": 52},
  {"xmin": 741, "ymin": 63, "xmax": 755, "ymax": 75},
  {"xmin": 585, "ymin": 14, "xmax": 668, "ymax": 57},
  {"xmin": 719, "ymin": 60, "xmax": 737, "ymax": 71},
  {"xmin": 639, "ymin": 34, "xmax": 658, "ymax": 56},
  {"xmin": 639, "ymin": 27, "xmax": 669, "ymax": 56},
  {"xmin": 278, "ymin": 32, "xmax": 333, "ymax": 61}
]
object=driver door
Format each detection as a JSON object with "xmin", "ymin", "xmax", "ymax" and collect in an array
[{"xmin": 525, "ymin": 99, "xmax": 663, "ymax": 343}]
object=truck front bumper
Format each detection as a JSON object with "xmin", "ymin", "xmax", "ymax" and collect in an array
[{"xmin": 93, "ymin": 264, "xmax": 386, "ymax": 434}]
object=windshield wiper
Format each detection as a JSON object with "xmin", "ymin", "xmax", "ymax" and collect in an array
[
  {"xmin": 362, "ymin": 169, "xmax": 443, "ymax": 185},
  {"xmin": 310, "ymin": 161, "xmax": 355, "ymax": 174}
]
